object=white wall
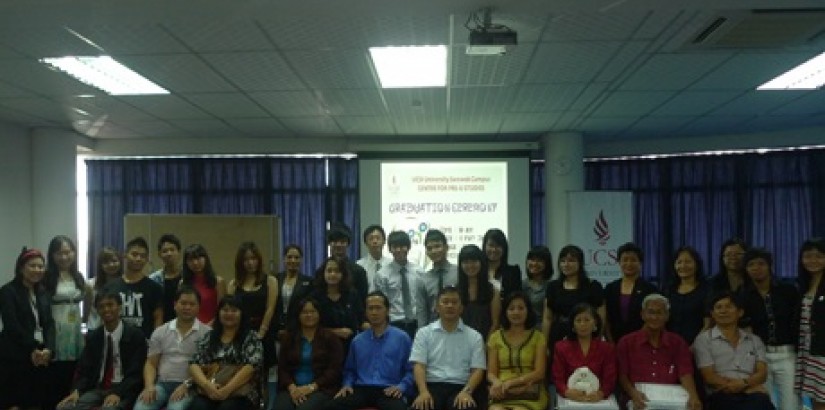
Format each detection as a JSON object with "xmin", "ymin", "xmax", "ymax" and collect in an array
[
  {"xmin": 31, "ymin": 128, "xmax": 84, "ymax": 254},
  {"xmin": 0, "ymin": 122, "xmax": 32, "ymax": 284}
]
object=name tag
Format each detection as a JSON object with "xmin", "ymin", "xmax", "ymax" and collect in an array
[{"xmin": 34, "ymin": 328, "xmax": 44, "ymax": 343}]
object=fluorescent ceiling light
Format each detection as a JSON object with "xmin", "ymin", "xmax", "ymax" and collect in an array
[
  {"xmin": 757, "ymin": 50, "xmax": 825, "ymax": 90},
  {"xmin": 369, "ymin": 45, "xmax": 447, "ymax": 88},
  {"xmin": 40, "ymin": 56, "xmax": 169, "ymax": 95}
]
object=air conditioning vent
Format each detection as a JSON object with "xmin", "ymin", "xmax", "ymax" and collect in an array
[{"xmin": 687, "ymin": 9, "xmax": 825, "ymax": 49}]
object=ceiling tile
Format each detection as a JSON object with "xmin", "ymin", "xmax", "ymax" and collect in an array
[
  {"xmin": 651, "ymin": 91, "xmax": 739, "ymax": 116},
  {"xmin": 117, "ymin": 95, "xmax": 212, "ymax": 120},
  {"xmin": 284, "ymin": 50, "xmax": 376, "ymax": 89},
  {"xmin": 116, "ymin": 54, "xmax": 237, "ymax": 93},
  {"xmin": 77, "ymin": 24, "xmax": 188, "ymax": 54},
  {"xmin": 0, "ymin": 60, "xmax": 100, "ymax": 96},
  {"xmin": 595, "ymin": 40, "xmax": 649, "ymax": 82},
  {"xmin": 66, "ymin": 95, "xmax": 158, "ymax": 122},
  {"xmin": 622, "ymin": 116, "xmax": 696, "ymax": 138},
  {"xmin": 523, "ymin": 41, "xmax": 623, "ymax": 83},
  {"xmin": 508, "ymin": 84, "xmax": 586, "ymax": 112},
  {"xmin": 570, "ymin": 82, "xmax": 609, "ymax": 111},
  {"xmin": 259, "ymin": 14, "xmax": 449, "ymax": 50},
  {"xmin": 451, "ymin": 45, "xmax": 535, "ymax": 87},
  {"xmin": 655, "ymin": 11, "xmax": 719, "ymax": 52},
  {"xmin": 280, "ymin": 116, "xmax": 343, "ymax": 136},
  {"xmin": 335, "ymin": 116, "xmax": 394, "ymax": 135},
  {"xmin": 770, "ymin": 91, "xmax": 825, "ymax": 116},
  {"xmin": 620, "ymin": 53, "xmax": 732, "ymax": 90},
  {"xmin": 0, "ymin": 106, "xmax": 55, "ymax": 126},
  {"xmin": 691, "ymin": 51, "xmax": 819, "ymax": 90},
  {"xmin": 79, "ymin": 121, "xmax": 140, "ymax": 139},
  {"xmin": 589, "ymin": 90, "xmax": 673, "ymax": 116},
  {"xmin": 449, "ymin": 112, "xmax": 503, "ymax": 134},
  {"xmin": 164, "ymin": 20, "xmax": 274, "ymax": 52},
  {"xmin": 579, "ymin": 116, "xmax": 637, "ymax": 137},
  {"xmin": 317, "ymin": 89, "xmax": 386, "ymax": 116},
  {"xmin": 0, "ymin": 44, "xmax": 23, "ymax": 60},
  {"xmin": 500, "ymin": 112, "xmax": 561, "ymax": 133},
  {"xmin": 0, "ymin": 26, "xmax": 100, "ymax": 58},
  {"xmin": 225, "ymin": 118, "xmax": 292, "ymax": 138},
  {"xmin": 450, "ymin": 87, "xmax": 516, "ymax": 116},
  {"xmin": 633, "ymin": 10, "xmax": 686, "ymax": 40},
  {"xmin": 249, "ymin": 91, "xmax": 326, "ymax": 117},
  {"xmin": 712, "ymin": 90, "xmax": 808, "ymax": 116},
  {"xmin": 0, "ymin": 80, "xmax": 35, "ymax": 98},
  {"xmin": 121, "ymin": 120, "xmax": 191, "ymax": 138},
  {"xmin": 168, "ymin": 119, "xmax": 240, "ymax": 138},
  {"xmin": 201, "ymin": 52, "xmax": 305, "ymax": 91},
  {"xmin": 542, "ymin": 12, "xmax": 646, "ymax": 41},
  {"xmin": 554, "ymin": 111, "xmax": 584, "ymax": 129},
  {"xmin": 384, "ymin": 88, "xmax": 447, "ymax": 134},
  {"xmin": 677, "ymin": 115, "xmax": 751, "ymax": 136},
  {"xmin": 0, "ymin": 96, "xmax": 70, "ymax": 122},
  {"xmin": 739, "ymin": 115, "xmax": 814, "ymax": 134},
  {"xmin": 184, "ymin": 93, "xmax": 270, "ymax": 118}
]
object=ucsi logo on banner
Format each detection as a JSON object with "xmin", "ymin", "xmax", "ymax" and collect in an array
[{"xmin": 568, "ymin": 191, "xmax": 633, "ymax": 286}]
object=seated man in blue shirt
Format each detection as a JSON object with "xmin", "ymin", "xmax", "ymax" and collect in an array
[
  {"xmin": 329, "ymin": 291, "xmax": 413, "ymax": 410},
  {"xmin": 410, "ymin": 286, "xmax": 486, "ymax": 410}
]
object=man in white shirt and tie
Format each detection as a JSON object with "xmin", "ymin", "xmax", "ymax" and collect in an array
[
  {"xmin": 357, "ymin": 224, "xmax": 393, "ymax": 292},
  {"xmin": 418, "ymin": 229, "xmax": 459, "ymax": 324},
  {"xmin": 375, "ymin": 231, "xmax": 426, "ymax": 340}
]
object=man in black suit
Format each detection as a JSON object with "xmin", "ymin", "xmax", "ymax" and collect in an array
[
  {"xmin": 328, "ymin": 223, "xmax": 369, "ymax": 324},
  {"xmin": 58, "ymin": 289, "xmax": 148, "ymax": 410}
]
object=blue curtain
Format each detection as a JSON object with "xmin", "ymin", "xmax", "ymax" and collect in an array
[
  {"xmin": 327, "ymin": 157, "xmax": 360, "ymax": 263},
  {"xmin": 86, "ymin": 157, "xmax": 354, "ymax": 276},
  {"xmin": 530, "ymin": 161, "xmax": 545, "ymax": 247},
  {"xmin": 532, "ymin": 149, "xmax": 825, "ymax": 283}
]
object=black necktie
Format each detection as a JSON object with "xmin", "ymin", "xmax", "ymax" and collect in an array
[{"xmin": 400, "ymin": 267, "xmax": 413, "ymax": 320}]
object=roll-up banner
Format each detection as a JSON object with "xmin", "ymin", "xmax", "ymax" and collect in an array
[{"xmin": 568, "ymin": 191, "xmax": 633, "ymax": 286}]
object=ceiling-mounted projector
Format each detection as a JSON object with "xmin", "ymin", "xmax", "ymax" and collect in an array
[
  {"xmin": 464, "ymin": 8, "xmax": 517, "ymax": 56},
  {"xmin": 466, "ymin": 28, "xmax": 517, "ymax": 55}
]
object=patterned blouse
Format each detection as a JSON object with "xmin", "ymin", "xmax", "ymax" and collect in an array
[{"xmin": 191, "ymin": 330, "xmax": 264, "ymax": 404}]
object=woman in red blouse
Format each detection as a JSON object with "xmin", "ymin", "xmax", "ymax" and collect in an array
[{"xmin": 552, "ymin": 302, "xmax": 617, "ymax": 403}]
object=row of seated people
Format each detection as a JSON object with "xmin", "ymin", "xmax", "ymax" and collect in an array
[{"xmin": 0, "ymin": 242, "xmax": 780, "ymax": 410}]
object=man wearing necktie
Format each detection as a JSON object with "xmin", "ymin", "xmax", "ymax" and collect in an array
[
  {"xmin": 375, "ymin": 231, "xmax": 426, "ymax": 340},
  {"xmin": 420, "ymin": 230, "xmax": 459, "ymax": 324},
  {"xmin": 356, "ymin": 224, "xmax": 393, "ymax": 293},
  {"xmin": 57, "ymin": 289, "xmax": 147, "ymax": 410}
]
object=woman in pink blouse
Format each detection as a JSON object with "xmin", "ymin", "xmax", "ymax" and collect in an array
[{"xmin": 552, "ymin": 302, "xmax": 617, "ymax": 403}]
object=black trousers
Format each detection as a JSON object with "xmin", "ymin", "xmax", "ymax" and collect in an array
[
  {"xmin": 707, "ymin": 392, "xmax": 775, "ymax": 410},
  {"xmin": 327, "ymin": 386, "xmax": 407, "ymax": 410}
]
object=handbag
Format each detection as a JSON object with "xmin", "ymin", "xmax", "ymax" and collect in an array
[
  {"xmin": 500, "ymin": 383, "xmax": 541, "ymax": 401},
  {"xmin": 199, "ymin": 363, "xmax": 254, "ymax": 397}
]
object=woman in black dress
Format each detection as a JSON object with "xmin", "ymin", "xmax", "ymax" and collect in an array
[
  {"xmin": 662, "ymin": 246, "xmax": 709, "ymax": 344},
  {"xmin": 541, "ymin": 245, "xmax": 605, "ymax": 360}
]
